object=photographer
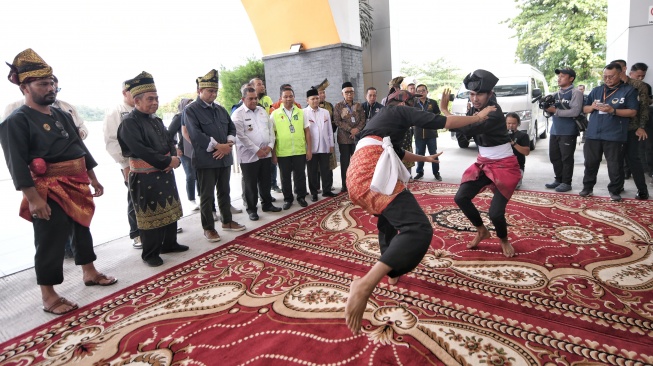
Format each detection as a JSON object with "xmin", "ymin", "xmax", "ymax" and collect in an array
[
  {"xmin": 544, "ymin": 68, "xmax": 583, "ymax": 193},
  {"xmin": 506, "ymin": 112, "xmax": 530, "ymax": 189}
]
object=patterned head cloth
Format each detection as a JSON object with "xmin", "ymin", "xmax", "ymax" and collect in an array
[
  {"xmin": 388, "ymin": 76, "xmax": 404, "ymax": 89},
  {"xmin": 127, "ymin": 71, "xmax": 157, "ymax": 97},
  {"xmin": 6, "ymin": 48, "xmax": 53, "ymax": 85},
  {"xmin": 463, "ymin": 69, "xmax": 499, "ymax": 93},
  {"xmin": 386, "ymin": 90, "xmax": 420, "ymax": 106},
  {"xmin": 198, "ymin": 69, "xmax": 219, "ymax": 89},
  {"xmin": 314, "ymin": 78, "xmax": 329, "ymax": 91}
]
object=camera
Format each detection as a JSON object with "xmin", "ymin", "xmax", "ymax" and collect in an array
[{"xmin": 532, "ymin": 94, "xmax": 555, "ymax": 117}]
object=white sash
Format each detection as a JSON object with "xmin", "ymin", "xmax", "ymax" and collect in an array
[{"xmin": 356, "ymin": 136, "xmax": 410, "ymax": 195}]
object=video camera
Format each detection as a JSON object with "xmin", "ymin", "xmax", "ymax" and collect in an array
[{"xmin": 532, "ymin": 94, "xmax": 555, "ymax": 118}]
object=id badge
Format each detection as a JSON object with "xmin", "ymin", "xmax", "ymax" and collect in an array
[
  {"xmin": 289, "ymin": 124, "xmax": 296, "ymax": 133},
  {"xmin": 350, "ymin": 117, "xmax": 356, "ymax": 123}
]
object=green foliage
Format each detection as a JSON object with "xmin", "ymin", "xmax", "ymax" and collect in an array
[
  {"xmin": 216, "ymin": 58, "xmax": 265, "ymax": 113},
  {"xmin": 76, "ymin": 105, "xmax": 105, "ymax": 122},
  {"xmin": 400, "ymin": 58, "xmax": 465, "ymax": 98},
  {"xmin": 505, "ymin": 0, "xmax": 607, "ymax": 81},
  {"xmin": 158, "ymin": 92, "xmax": 197, "ymax": 118}
]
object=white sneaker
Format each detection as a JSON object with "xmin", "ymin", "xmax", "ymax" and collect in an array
[
  {"xmin": 212, "ymin": 212, "xmax": 220, "ymax": 221},
  {"xmin": 132, "ymin": 236, "xmax": 142, "ymax": 249},
  {"xmin": 190, "ymin": 200, "xmax": 200, "ymax": 211}
]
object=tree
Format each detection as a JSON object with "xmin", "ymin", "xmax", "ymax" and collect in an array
[
  {"xmin": 506, "ymin": 0, "xmax": 607, "ymax": 81},
  {"xmin": 76, "ymin": 105, "xmax": 105, "ymax": 122},
  {"xmin": 157, "ymin": 93, "xmax": 197, "ymax": 120},
  {"xmin": 216, "ymin": 58, "xmax": 265, "ymax": 113},
  {"xmin": 400, "ymin": 58, "xmax": 465, "ymax": 98}
]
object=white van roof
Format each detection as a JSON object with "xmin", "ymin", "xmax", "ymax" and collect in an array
[{"xmin": 462, "ymin": 64, "xmax": 544, "ymax": 79}]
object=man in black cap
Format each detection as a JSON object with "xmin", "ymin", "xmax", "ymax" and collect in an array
[
  {"xmin": 441, "ymin": 69, "xmax": 521, "ymax": 258},
  {"xmin": 1, "ymin": 49, "xmax": 117, "ymax": 315},
  {"xmin": 334, "ymin": 82, "xmax": 366, "ymax": 193},
  {"xmin": 344, "ymin": 89, "xmax": 497, "ymax": 335},
  {"xmin": 544, "ymin": 68, "xmax": 584, "ymax": 193},
  {"xmin": 118, "ymin": 71, "xmax": 188, "ymax": 267},
  {"xmin": 304, "ymin": 87, "xmax": 336, "ymax": 201}
]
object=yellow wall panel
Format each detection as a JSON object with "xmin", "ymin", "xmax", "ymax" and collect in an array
[{"xmin": 242, "ymin": 0, "xmax": 342, "ymax": 56}]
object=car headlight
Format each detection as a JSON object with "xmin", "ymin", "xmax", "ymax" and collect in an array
[{"xmin": 513, "ymin": 110, "xmax": 532, "ymax": 123}]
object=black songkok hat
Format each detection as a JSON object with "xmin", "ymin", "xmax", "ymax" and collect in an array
[
  {"xmin": 198, "ymin": 69, "xmax": 219, "ymax": 89},
  {"xmin": 6, "ymin": 48, "xmax": 53, "ymax": 85},
  {"xmin": 306, "ymin": 87, "xmax": 319, "ymax": 98},
  {"xmin": 127, "ymin": 71, "xmax": 156, "ymax": 96},
  {"xmin": 341, "ymin": 81, "xmax": 353, "ymax": 89},
  {"xmin": 463, "ymin": 69, "xmax": 499, "ymax": 93}
]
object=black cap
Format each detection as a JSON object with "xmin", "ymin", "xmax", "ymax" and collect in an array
[
  {"xmin": 306, "ymin": 87, "xmax": 319, "ymax": 98},
  {"xmin": 341, "ymin": 81, "xmax": 353, "ymax": 89},
  {"xmin": 555, "ymin": 68, "xmax": 576, "ymax": 79},
  {"xmin": 463, "ymin": 69, "xmax": 499, "ymax": 93}
]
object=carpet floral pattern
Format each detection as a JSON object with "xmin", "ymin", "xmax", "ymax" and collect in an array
[{"xmin": 1, "ymin": 182, "xmax": 652, "ymax": 365}]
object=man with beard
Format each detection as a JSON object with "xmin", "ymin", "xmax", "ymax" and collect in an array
[
  {"xmin": 344, "ymin": 89, "xmax": 496, "ymax": 335},
  {"xmin": 118, "ymin": 72, "xmax": 187, "ymax": 267},
  {"xmin": 1, "ymin": 49, "xmax": 117, "ymax": 315},
  {"xmin": 441, "ymin": 69, "xmax": 521, "ymax": 258}
]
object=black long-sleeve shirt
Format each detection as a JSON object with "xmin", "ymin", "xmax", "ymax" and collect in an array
[
  {"xmin": 118, "ymin": 109, "xmax": 176, "ymax": 171},
  {"xmin": 0, "ymin": 105, "xmax": 96, "ymax": 190}
]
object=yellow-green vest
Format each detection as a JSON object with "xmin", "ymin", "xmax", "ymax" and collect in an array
[
  {"xmin": 271, "ymin": 106, "xmax": 306, "ymax": 157},
  {"xmin": 259, "ymin": 95, "xmax": 273, "ymax": 115}
]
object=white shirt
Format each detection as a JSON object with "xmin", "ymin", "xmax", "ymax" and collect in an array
[
  {"xmin": 3, "ymin": 98, "xmax": 89, "ymax": 139},
  {"xmin": 478, "ymin": 143, "xmax": 513, "ymax": 160},
  {"xmin": 103, "ymin": 102, "xmax": 134, "ymax": 168},
  {"xmin": 303, "ymin": 106, "xmax": 334, "ymax": 153},
  {"xmin": 233, "ymin": 104, "xmax": 275, "ymax": 164}
]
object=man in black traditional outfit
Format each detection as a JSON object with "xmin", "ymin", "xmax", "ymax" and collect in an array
[
  {"xmin": 118, "ymin": 71, "xmax": 187, "ymax": 267},
  {"xmin": 1, "ymin": 49, "xmax": 117, "ymax": 315},
  {"xmin": 344, "ymin": 89, "xmax": 496, "ymax": 335}
]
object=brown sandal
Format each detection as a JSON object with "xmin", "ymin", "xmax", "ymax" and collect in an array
[
  {"xmin": 43, "ymin": 297, "xmax": 78, "ymax": 315},
  {"xmin": 84, "ymin": 273, "xmax": 118, "ymax": 287}
]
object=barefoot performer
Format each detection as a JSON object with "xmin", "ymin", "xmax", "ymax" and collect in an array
[
  {"xmin": 1, "ymin": 49, "xmax": 117, "ymax": 316},
  {"xmin": 344, "ymin": 89, "xmax": 497, "ymax": 335},
  {"xmin": 440, "ymin": 69, "xmax": 521, "ymax": 258}
]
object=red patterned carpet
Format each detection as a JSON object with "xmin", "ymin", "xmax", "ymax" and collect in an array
[{"xmin": 1, "ymin": 182, "xmax": 652, "ymax": 365}]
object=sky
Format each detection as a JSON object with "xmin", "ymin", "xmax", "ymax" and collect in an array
[{"xmin": 0, "ymin": 0, "xmax": 519, "ymax": 111}]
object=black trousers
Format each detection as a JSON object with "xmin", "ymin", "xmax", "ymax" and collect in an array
[
  {"xmin": 33, "ymin": 199, "xmax": 97, "ymax": 285},
  {"xmin": 277, "ymin": 155, "xmax": 307, "ymax": 202},
  {"xmin": 139, "ymin": 222, "xmax": 178, "ymax": 261},
  {"xmin": 549, "ymin": 134, "xmax": 577, "ymax": 185},
  {"xmin": 622, "ymin": 130, "xmax": 648, "ymax": 193},
  {"xmin": 645, "ymin": 115, "xmax": 653, "ymax": 173},
  {"xmin": 123, "ymin": 172, "xmax": 139, "ymax": 239},
  {"xmin": 197, "ymin": 167, "xmax": 232, "ymax": 230},
  {"xmin": 307, "ymin": 153, "xmax": 333, "ymax": 195},
  {"xmin": 339, "ymin": 143, "xmax": 356, "ymax": 190},
  {"xmin": 241, "ymin": 157, "xmax": 273, "ymax": 214},
  {"xmin": 454, "ymin": 174, "xmax": 510, "ymax": 239},
  {"xmin": 582, "ymin": 139, "xmax": 624, "ymax": 194},
  {"xmin": 377, "ymin": 190, "xmax": 433, "ymax": 278}
]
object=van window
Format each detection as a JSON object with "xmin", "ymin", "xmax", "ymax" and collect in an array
[
  {"xmin": 531, "ymin": 78, "xmax": 537, "ymax": 91},
  {"xmin": 493, "ymin": 77, "xmax": 529, "ymax": 97}
]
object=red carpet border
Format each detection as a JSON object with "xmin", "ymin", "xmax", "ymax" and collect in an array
[{"xmin": 1, "ymin": 182, "xmax": 652, "ymax": 365}]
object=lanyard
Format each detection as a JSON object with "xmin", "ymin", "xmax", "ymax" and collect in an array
[
  {"xmin": 602, "ymin": 85, "xmax": 620, "ymax": 103},
  {"xmin": 343, "ymin": 101, "xmax": 355, "ymax": 116},
  {"xmin": 417, "ymin": 99, "xmax": 427, "ymax": 111},
  {"xmin": 283, "ymin": 107, "xmax": 294, "ymax": 121}
]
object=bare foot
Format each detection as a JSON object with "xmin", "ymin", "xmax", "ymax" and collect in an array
[
  {"xmin": 467, "ymin": 226, "xmax": 490, "ymax": 249},
  {"xmin": 500, "ymin": 238, "xmax": 515, "ymax": 258},
  {"xmin": 388, "ymin": 276, "xmax": 400, "ymax": 285},
  {"xmin": 345, "ymin": 278, "xmax": 374, "ymax": 335}
]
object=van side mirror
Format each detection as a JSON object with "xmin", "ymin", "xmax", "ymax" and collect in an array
[
  {"xmin": 532, "ymin": 88, "xmax": 542, "ymax": 98},
  {"xmin": 449, "ymin": 93, "xmax": 455, "ymax": 102}
]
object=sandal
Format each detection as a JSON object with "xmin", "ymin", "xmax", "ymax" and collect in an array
[
  {"xmin": 84, "ymin": 273, "xmax": 118, "ymax": 287},
  {"xmin": 43, "ymin": 297, "xmax": 78, "ymax": 315}
]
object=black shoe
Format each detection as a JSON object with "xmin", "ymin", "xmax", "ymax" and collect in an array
[
  {"xmin": 248, "ymin": 212, "xmax": 259, "ymax": 221},
  {"xmin": 579, "ymin": 188, "xmax": 593, "ymax": 197},
  {"xmin": 545, "ymin": 180, "xmax": 561, "ymax": 189},
  {"xmin": 262, "ymin": 205, "xmax": 282, "ymax": 212},
  {"xmin": 311, "ymin": 194, "xmax": 318, "ymax": 202},
  {"xmin": 297, "ymin": 197, "xmax": 308, "ymax": 207},
  {"xmin": 143, "ymin": 256, "xmax": 164, "ymax": 267},
  {"xmin": 636, "ymin": 191, "xmax": 649, "ymax": 200},
  {"xmin": 160, "ymin": 244, "xmax": 189, "ymax": 254},
  {"xmin": 617, "ymin": 187, "xmax": 625, "ymax": 194},
  {"xmin": 270, "ymin": 196, "xmax": 276, "ymax": 202},
  {"xmin": 434, "ymin": 172, "xmax": 442, "ymax": 181},
  {"xmin": 414, "ymin": 172, "xmax": 424, "ymax": 180},
  {"xmin": 340, "ymin": 188, "xmax": 348, "ymax": 193},
  {"xmin": 283, "ymin": 202, "xmax": 292, "ymax": 210},
  {"xmin": 272, "ymin": 185, "xmax": 282, "ymax": 193},
  {"xmin": 610, "ymin": 192, "xmax": 622, "ymax": 202},
  {"xmin": 323, "ymin": 191, "xmax": 337, "ymax": 198}
]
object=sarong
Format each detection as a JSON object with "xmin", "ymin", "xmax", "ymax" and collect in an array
[{"xmin": 129, "ymin": 158, "xmax": 182, "ymax": 230}]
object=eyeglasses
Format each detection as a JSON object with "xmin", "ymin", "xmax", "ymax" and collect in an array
[
  {"xmin": 54, "ymin": 121, "xmax": 69, "ymax": 139},
  {"xmin": 55, "ymin": 87, "xmax": 61, "ymax": 93},
  {"xmin": 343, "ymin": 91, "xmax": 354, "ymax": 94},
  {"xmin": 602, "ymin": 74, "xmax": 619, "ymax": 80}
]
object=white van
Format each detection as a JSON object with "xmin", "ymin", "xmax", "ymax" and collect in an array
[{"xmin": 451, "ymin": 64, "xmax": 550, "ymax": 150}]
